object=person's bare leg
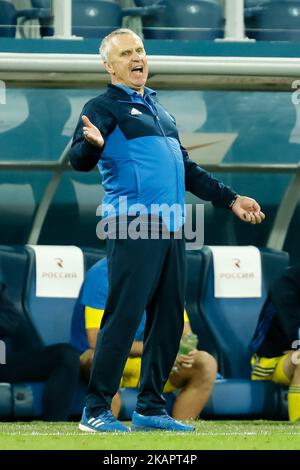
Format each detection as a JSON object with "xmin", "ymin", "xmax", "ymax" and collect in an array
[
  {"xmin": 283, "ymin": 350, "xmax": 300, "ymax": 385},
  {"xmin": 168, "ymin": 351, "xmax": 217, "ymax": 420},
  {"xmin": 111, "ymin": 392, "xmax": 122, "ymax": 418},
  {"xmin": 281, "ymin": 351, "xmax": 300, "ymax": 421},
  {"xmin": 282, "ymin": 351, "xmax": 297, "ymax": 382}
]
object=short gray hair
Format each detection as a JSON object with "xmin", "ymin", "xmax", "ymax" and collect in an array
[{"xmin": 99, "ymin": 29, "xmax": 142, "ymax": 61}]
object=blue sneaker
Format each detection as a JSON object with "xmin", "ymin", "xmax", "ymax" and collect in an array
[
  {"xmin": 79, "ymin": 407, "xmax": 130, "ymax": 433},
  {"xmin": 132, "ymin": 411, "xmax": 195, "ymax": 432}
]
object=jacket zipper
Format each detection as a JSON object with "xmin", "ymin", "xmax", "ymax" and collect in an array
[{"xmin": 117, "ymin": 99, "xmax": 181, "ymax": 211}]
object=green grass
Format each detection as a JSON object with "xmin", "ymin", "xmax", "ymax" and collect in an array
[{"xmin": 0, "ymin": 421, "xmax": 300, "ymax": 450}]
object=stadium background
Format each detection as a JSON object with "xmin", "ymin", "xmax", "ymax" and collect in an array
[{"xmin": 0, "ymin": 0, "xmax": 300, "ymax": 450}]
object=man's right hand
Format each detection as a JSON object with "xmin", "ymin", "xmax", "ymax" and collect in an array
[
  {"xmin": 172, "ymin": 350, "xmax": 197, "ymax": 372},
  {"xmin": 82, "ymin": 115, "xmax": 105, "ymax": 148}
]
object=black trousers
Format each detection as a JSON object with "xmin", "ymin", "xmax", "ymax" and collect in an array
[
  {"xmin": 86, "ymin": 234, "xmax": 186, "ymax": 417},
  {"xmin": 0, "ymin": 343, "xmax": 80, "ymax": 421}
]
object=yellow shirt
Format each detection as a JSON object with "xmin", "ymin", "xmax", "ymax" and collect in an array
[{"xmin": 85, "ymin": 307, "xmax": 189, "ymax": 330}]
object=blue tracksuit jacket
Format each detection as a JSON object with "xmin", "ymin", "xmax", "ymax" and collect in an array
[{"xmin": 69, "ymin": 84, "xmax": 236, "ymax": 230}]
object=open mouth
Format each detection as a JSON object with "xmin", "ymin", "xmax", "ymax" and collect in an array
[{"xmin": 131, "ymin": 65, "xmax": 144, "ymax": 74}]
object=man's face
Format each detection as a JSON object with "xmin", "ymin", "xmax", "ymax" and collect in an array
[{"xmin": 104, "ymin": 34, "xmax": 148, "ymax": 93}]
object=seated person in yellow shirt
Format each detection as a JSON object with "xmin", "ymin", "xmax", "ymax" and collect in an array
[
  {"xmin": 250, "ymin": 264, "xmax": 300, "ymax": 421},
  {"xmin": 71, "ymin": 257, "xmax": 217, "ymax": 420}
]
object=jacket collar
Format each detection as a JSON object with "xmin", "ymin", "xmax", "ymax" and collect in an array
[{"xmin": 107, "ymin": 83, "xmax": 156, "ymax": 100}]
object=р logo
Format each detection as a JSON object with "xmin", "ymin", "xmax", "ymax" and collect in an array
[
  {"xmin": 233, "ymin": 258, "xmax": 241, "ymax": 269},
  {"xmin": 55, "ymin": 258, "xmax": 64, "ymax": 268},
  {"xmin": 0, "ymin": 340, "xmax": 6, "ymax": 365}
]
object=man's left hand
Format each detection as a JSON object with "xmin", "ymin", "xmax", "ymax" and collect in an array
[{"xmin": 231, "ymin": 196, "xmax": 265, "ymax": 224}]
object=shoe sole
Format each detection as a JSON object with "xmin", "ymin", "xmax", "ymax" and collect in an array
[
  {"xmin": 79, "ymin": 423, "xmax": 131, "ymax": 433},
  {"xmin": 132, "ymin": 425, "xmax": 194, "ymax": 432},
  {"xmin": 79, "ymin": 423, "xmax": 97, "ymax": 433},
  {"xmin": 132, "ymin": 425, "xmax": 154, "ymax": 432}
]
